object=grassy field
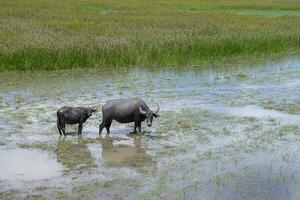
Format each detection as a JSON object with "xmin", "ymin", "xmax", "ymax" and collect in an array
[{"xmin": 1, "ymin": 0, "xmax": 300, "ymax": 70}]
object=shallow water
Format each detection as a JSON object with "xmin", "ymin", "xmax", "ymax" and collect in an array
[
  {"xmin": 205, "ymin": 105, "xmax": 300, "ymax": 124},
  {"xmin": 0, "ymin": 148, "xmax": 63, "ymax": 181},
  {"xmin": 0, "ymin": 57, "xmax": 299, "ymax": 199},
  {"xmin": 227, "ymin": 9, "xmax": 300, "ymax": 17}
]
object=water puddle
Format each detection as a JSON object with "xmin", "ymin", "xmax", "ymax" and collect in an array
[
  {"xmin": 0, "ymin": 148, "xmax": 63, "ymax": 181},
  {"xmin": 226, "ymin": 9, "xmax": 300, "ymax": 17},
  {"xmin": 205, "ymin": 105, "xmax": 300, "ymax": 124}
]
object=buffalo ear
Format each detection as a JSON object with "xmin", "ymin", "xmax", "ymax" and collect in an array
[{"xmin": 153, "ymin": 113, "xmax": 160, "ymax": 118}]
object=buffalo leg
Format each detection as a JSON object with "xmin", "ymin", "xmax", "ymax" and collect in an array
[
  {"xmin": 78, "ymin": 123, "xmax": 83, "ymax": 135},
  {"xmin": 105, "ymin": 121, "xmax": 112, "ymax": 134},
  {"xmin": 61, "ymin": 123, "xmax": 66, "ymax": 136},
  {"xmin": 138, "ymin": 122, "xmax": 142, "ymax": 133},
  {"xmin": 134, "ymin": 122, "xmax": 138, "ymax": 133},
  {"xmin": 99, "ymin": 121, "xmax": 107, "ymax": 135},
  {"xmin": 57, "ymin": 118, "xmax": 62, "ymax": 135},
  {"xmin": 134, "ymin": 122, "xmax": 141, "ymax": 133}
]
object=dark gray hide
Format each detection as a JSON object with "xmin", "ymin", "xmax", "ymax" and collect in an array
[
  {"xmin": 57, "ymin": 107, "xmax": 97, "ymax": 135},
  {"xmin": 99, "ymin": 99, "xmax": 159, "ymax": 134}
]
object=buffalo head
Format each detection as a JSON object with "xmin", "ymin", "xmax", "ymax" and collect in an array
[
  {"xmin": 87, "ymin": 107, "xmax": 97, "ymax": 117},
  {"xmin": 139, "ymin": 103, "xmax": 160, "ymax": 127}
]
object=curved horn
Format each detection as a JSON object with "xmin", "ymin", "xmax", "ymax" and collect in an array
[
  {"xmin": 139, "ymin": 106, "xmax": 147, "ymax": 115},
  {"xmin": 153, "ymin": 103, "xmax": 160, "ymax": 114}
]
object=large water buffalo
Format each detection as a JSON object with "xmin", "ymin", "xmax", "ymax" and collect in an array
[
  {"xmin": 99, "ymin": 99, "xmax": 159, "ymax": 134},
  {"xmin": 57, "ymin": 107, "xmax": 97, "ymax": 136}
]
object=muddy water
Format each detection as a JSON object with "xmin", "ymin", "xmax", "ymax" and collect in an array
[
  {"xmin": 0, "ymin": 57, "xmax": 299, "ymax": 199},
  {"xmin": 0, "ymin": 148, "xmax": 63, "ymax": 181}
]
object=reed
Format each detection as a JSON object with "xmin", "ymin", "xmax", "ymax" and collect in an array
[{"xmin": 1, "ymin": 0, "xmax": 300, "ymax": 70}]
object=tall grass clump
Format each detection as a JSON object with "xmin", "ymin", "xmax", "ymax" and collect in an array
[{"xmin": 1, "ymin": 0, "xmax": 300, "ymax": 70}]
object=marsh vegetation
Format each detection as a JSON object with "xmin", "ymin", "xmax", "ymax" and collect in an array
[{"xmin": 1, "ymin": 0, "xmax": 300, "ymax": 70}]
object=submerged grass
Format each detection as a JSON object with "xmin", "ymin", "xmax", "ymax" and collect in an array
[
  {"xmin": 1, "ymin": 0, "xmax": 300, "ymax": 70},
  {"xmin": 55, "ymin": 137, "xmax": 96, "ymax": 171}
]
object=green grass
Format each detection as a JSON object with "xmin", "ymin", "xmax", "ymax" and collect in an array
[{"xmin": 1, "ymin": 0, "xmax": 300, "ymax": 70}]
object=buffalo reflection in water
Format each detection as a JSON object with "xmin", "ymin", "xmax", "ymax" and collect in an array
[{"xmin": 99, "ymin": 134, "xmax": 156, "ymax": 169}]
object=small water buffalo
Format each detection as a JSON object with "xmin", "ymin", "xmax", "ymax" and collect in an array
[
  {"xmin": 99, "ymin": 99, "xmax": 159, "ymax": 134},
  {"xmin": 57, "ymin": 107, "xmax": 97, "ymax": 136}
]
